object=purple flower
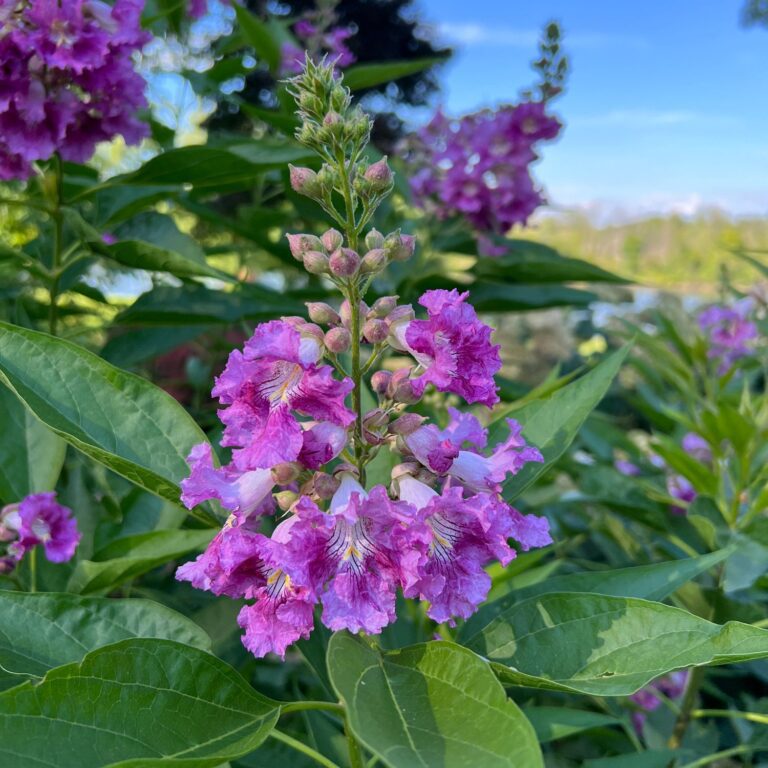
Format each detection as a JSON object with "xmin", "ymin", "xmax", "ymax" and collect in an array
[
  {"xmin": 280, "ymin": 19, "xmax": 356, "ymax": 75},
  {"xmin": 630, "ymin": 670, "xmax": 688, "ymax": 733},
  {"xmin": 614, "ymin": 459, "xmax": 641, "ymax": 477},
  {"xmin": 0, "ymin": 0, "xmax": 149, "ymax": 180},
  {"xmin": 406, "ymin": 412, "xmax": 543, "ymax": 493},
  {"xmin": 1, "ymin": 492, "xmax": 80, "ymax": 563},
  {"xmin": 180, "ymin": 442, "xmax": 276, "ymax": 521},
  {"xmin": 667, "ymin": 474, "xmax": 696, "ymax": 515},
  {"xmin": 391, "ymin": 290, "xmax": 502, "ymax": 407},
  {"xmin": 698, "ymin": 302, "xmax": 758, "ymax": 374},
  {"xmin": 681, "ymin": 432, "xmax": 712, "ymax": 464},
  {"xmin": 213, "ymin": 319, "xmax": 354, "ymax": 469},
  {"xmin": 284, "ymin": 476, "xmax": 408, "ymax": 635},
  {"xmin": 395, "ymin": 476, "xmax": 551, "ymax": 624}
]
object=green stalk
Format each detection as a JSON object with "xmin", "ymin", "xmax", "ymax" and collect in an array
[
  {"xmin": 667, "ymin": 665, "xmax": 706, "ymax": 749},
  {"xmin": 343, "ymin": 712, "xmax": 365, "ymax": 768},
  {"xmin": 281, "ymin": 700, "xmax": 344, "ymax": 716},
  {"xmin": 29, "ymin": 547, "xmax": 37, "ymax": 593},
  {"xmin": 270, "ymin": 729, "xmax": 342, "ymax": 768},
  {"xmin": 48, "ymin": 154, "xmax": 64, "ymax": 337}
]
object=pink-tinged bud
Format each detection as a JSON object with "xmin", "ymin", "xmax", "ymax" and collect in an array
[
  {"xmin": 296, "ymin": 321, "xmax": 325, "ymax": 346},
  {"xmin": 286, "ymin": 233, "xmax": 324, "ymax": 261},
  {"xmin": 329, "ymin": 248, "xmax": 360, "ymax": 277},
  {"xmin": 303, "ymin": 250, "xmax": 330, "ymax": 275},
  {"xmin": 323, "ymin": 111, "xmax": 343, "ymax": 127},
  {"xmin": 370, "ymin": 369, "xmax": 392, "ymax": 395},
  {"xmin": 321, "ymin": 228, "xmax": 343, "ymax": 252},
  {"xmin": 360, "ymin": 248, "xmax": 388, "ymax": 275},
  {"xmin": 274, "ymin": 490, "xmax": 299, "ymax": 512},
  {"xmin": 333, "ymin": 463, "xmax": 359, "ymax": 480},
  {"xmin": 391, "ymin": 461, "xmax": 421, "ymax": 482},
  {"xmin": 289, "ymin": 165, "xmax": 321, "ymax": 197},
  {"xmin": 363, "ymin": 408, "xmax": 389, "ymax": 445},
  {"xmin": 363, "ymin": 318, "xmax": 388, "ymax": 344},
  {"xmin": 384, "ymin": 231, "xmax": 416, "ymax": 262},
  {"xmin": 306, "ymin": 302, "xmax": 341, "ymax": 325},
  {"xmin": 364, "ymin": 157, "xmax": 394, "ymax": 192},
  {"xmin": 313, "ymin": 472, "xmax": 340, "ymax": 500},
  {"xmin": 386, "ymin": 304, "xmax": 415, "ymax": 351},
  {"xmin": 365, "ymin": 228, "xmax": 384, "ymax": 250},
  {"xmin": 389, "ymin": 413, "xmax": 426, "ymax": 436},
  {"xmin": 325, "ymin": 326, "xmax": 351, "ymax": 354},
  {"xmin": 388, "ymin": 367, "xmax": 420, "ymax": 404},
  {"xmin": 339, "ymin": 299, "xmax": 369, "ymax": 329},
  {"xmin": 271, "ymin": 462, "xmax": 302, "ymax": 486},
  {"xmin": 369, "ymin": 295, "xmax": 398, "ymax": 319}
]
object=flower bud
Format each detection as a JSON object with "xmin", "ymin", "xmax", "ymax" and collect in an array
[
  {"xmin": 360, "ymin": 248, "xmax": 387, "ymax": 275},
  {"xmin": 329, "ymin": 248, "xmax": 360, "ymax": 278},
  {"xmin": 313, "ymin": 472, "xmax": 340, "ymax": 500},
  {"xmin": 363, "ymin": 408, "xmax": 389, "ymax": 445},
  {"xmin": 274, "ymin": 490, "xmax": 299, "ymax": 512},
  {"xmin": 332, "ymin": 462, "xmax": 359, "ymax": 480},
  {"xmin": 323, "ymin": 110, "xmax": 343, "ymax": 127},
  {"xmin": 364, "ymin": 157, "xmax": 393, "ymax": 193},
  {"xmin": 369, "ymin": 296, "xmax": 398, "ymax": 319},
  {"xmin": 306, "ymin": 302, "xmax": 341, "ymax": 325},
  {"xmin": 370, "ymin": 369, "xmax": 392, "ymax": 395},
  {"xmin": 271, "ymin": 462, "xmax": 301, "ymax": 486},
  {"xmin": 325, "ymin": 326, "xmax": 351, "ymax": 354},
  {"xmin": 289, "ymin": 165, "xmax": 321, "ymax": 198},
  {"xmin": 388, "ymin": 367, "xmax": 420, "ymax": 404},
  {"xmin": 286, "ymin": 233, "xmax": 324, "ymax": 261},
  {"xmin": 389, "ymin": 413, "xmax": 427, "ymax": 436},
  {"xmin": 365, "ymin": 228, "xmax": 385, "ymax": 250},
  {"xmin": 303, "ymin": 250, "xmax": 330, "ymax": 275},
  {"xmin": 339, "ymin": 299, "xmax": 369, "ymax": 329},
  {"xmin": 384, "ymin": 231, "xmax": 416, "ymax": 262},
  {"xmin": 386, "ymin": 305, "xmax": 415, "ymax": 350},
  {"xmin": 391, "ymin": 461, "xmax": 421, "ymax": 482},
  {"xmin": 363, "ymin": 318, "xmax": 388, "ymax": 344},
  {"xmin": 321, "ymin": 228, "xmax": 343, "ymax": 252}
]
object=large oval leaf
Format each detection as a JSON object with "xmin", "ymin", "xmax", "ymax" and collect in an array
[
  {"xmin": 465, "ymin": 592, "xmax": 768, "ymax": 696},
  {"xmin": 0, "ymin": 385, "xmax": 66, "ymax": 503},
  {"xmin": 0, "ymin": 323, "xmax": 210, "ymax": 508},
  {"xmin": 0, "ymin": 638, "xmax": 279, "ymax": 768},
  {"xmin": 327, "ymin": 633, "xmax": 543, "ymax": 768},
  {"xmin": 0, "ymin": 590, "xmax": 210, "ymax": 682}
]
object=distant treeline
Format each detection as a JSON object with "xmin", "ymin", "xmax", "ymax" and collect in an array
[{"xmin": 525, "ymin": 209, "xmax": 768, "ymax": 288}]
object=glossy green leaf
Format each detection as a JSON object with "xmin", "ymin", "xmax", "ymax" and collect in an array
[
  {"xmin": 116, "ymin": 284, "xmax": 304, "ymax": 326},
  {"xmin": 68, "ymin": 529, "xmax": 214, "ymax": 594},
  {"xmin": 494, "ymin": 344, "xmax": 630, "ymax": 500},
  {"xmin": 0, "ymin": 385, "xmax": 66, "ymax": 503},
  {"xmin": 328, "ymin": 633, "xmax": 543, "ymax": 768},
  {"xmin": 0, "ymin": 590, "xmax": 210, "ymax": 682},
  {"xmin": 0, "ymin": 638, "xmax": 280, "ymax": 768},
  {"xmin": 0, "ymin": 323, "xmax": 211, "ymax": 507},
  {"xmin": 464, "ymin": 592, "xmax": 768, "ymax": 695},
  {"xmin": 101, "ymin": 326, "xmax": 209, "ymax": 367},
  {"xmin": 343, "ymin": 57, "xmax": 448, "ymax": 90},
  {"xmin": 461, "ymin": 548, "xmax": 734, "ymax": 644},
  {"xmin": 526, "ymin": 707, "xmax": 621, "ymax": 743}
]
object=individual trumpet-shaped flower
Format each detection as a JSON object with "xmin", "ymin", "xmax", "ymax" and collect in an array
[
  {"xmin": 284, "ymin": 475, "xmax": 408, "ymax": 635},
  {"xmin": 213, "ymin": 319, "xmax": 354, "ymax": 469},
  {"xmin": 395, "ymin": 476, "xmax": 551, "ymax": 624},
  {"xmin": 1, "ymin": 492, "xmax": 80, "ymax": 563},
  {"xmin": 405, "ymin": 411, "xmax": 543, "ymax": 493},
  {"xmin": 390, "ymin": 290, "xmax": 502, "ymax": 407},
  {"xmin": 698, "ymin": 302, "xmax": 758, "ymax": 374}
]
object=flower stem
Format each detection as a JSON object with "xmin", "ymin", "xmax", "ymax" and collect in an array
[
  {"xmin": 270, "ymin": 728, "xmax": 342, "ymax": 768},
  {"xmin": 349, "ymin": 286, "xmax": 365, "ymax": 483},
  {"xmin": 48, "ymin": 154, "xmax": 64, "ymax": 337},
  {"xmin": 29, "ymin": 547, "xmax": 37, "ymax": 593},
  {"xmin": 668, "ymin": 665, "xmax": 705, "ymax": 749},
  {"xmin": 280, "ymin": 700, "xmax": 344, "ymax": 716},
  {"xmin": 343, "ymin": 712, "xmax": 365, "ymax": 768}
]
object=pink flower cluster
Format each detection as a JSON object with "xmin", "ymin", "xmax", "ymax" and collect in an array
[
  {"xmin": 177, "ymin": 271, "xmax": 550, "ymax": 658},
  {"xmin": 280, "ymin": 18, "xmax": 356, "ymax": 75},
  {"xmin": 698, "ymin": 300, "xmax": 758, "ymax": 374},
  {"xmin": 0, "ymin": 0, "xmax": 149, "ymax": 180},
  {"xmin": 0, "ymin": 492, "xmax": 80, "ymax": 572},
  {"xmin": 402, "ymin": 102, "xmax": 561, "ymax": 245}
]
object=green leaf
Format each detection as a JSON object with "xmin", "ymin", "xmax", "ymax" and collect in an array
[
  {"xmin": 0, "ymin": 385, "xmax": 66, "ymax": 503},
  {"xmin": 464, "ymin": 592, "xmax": 768, "ymax": 695},
  {"xmin": 494, "ymin": 344, "xmax": 630, "ymax": 500},
  {"xmin": 97, "ymin": 213, "xmax": 233, "ymax": 282},
  {"xmin": 461, "ymin": 549, "xmax": 734, "ymax": 644},
  {"xmin": 343, "ymin": 57, "xmax": 448, "ymax": 90},
  {"xmin": 0, "ymin": 638, "xmax": 280, "ymax": 768},
  {"xmin": 0, "ymin": 323, "xmax": 211, "ymax": 507},
  {"xmin": 0, "ymin": 590, "xmax": 210, "ymax": 682},
  {"xmin": 68, "ymin": 529, "xmax": 214, "ymax": 594},
  {"xmin": 101, "ymin": 326, "xmax": 209, "ymax": 367},
  {"xmin": 116, "ymin": 284, "xmax": 304, "ymax": 326},
  {"xmin": 476, "ymin": 239, "xmax": 628, "ymax": 284},
  {"xmin": 526, "ymin": 707, "xmax": 621, "ymax": 743},
  {"xmin": 465, "ymin": 282, "xmax": 598, "ymax": 312},
  {"xmin": 327, "ymin": 633, "xmax": 543, "ymax": 768},
  {"xmin": 233, "ymin": 4, "xmax": 281, "ymax": 71}
]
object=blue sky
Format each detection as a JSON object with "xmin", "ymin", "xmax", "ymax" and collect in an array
[{"xmin": 415, "ymin": 0, "xmax": 768, "ymax": 218}]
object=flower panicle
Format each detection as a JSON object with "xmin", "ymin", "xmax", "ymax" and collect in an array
[{"xmin": 176, "ymin": 58, "xmax": 551, "ymax": 659}]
